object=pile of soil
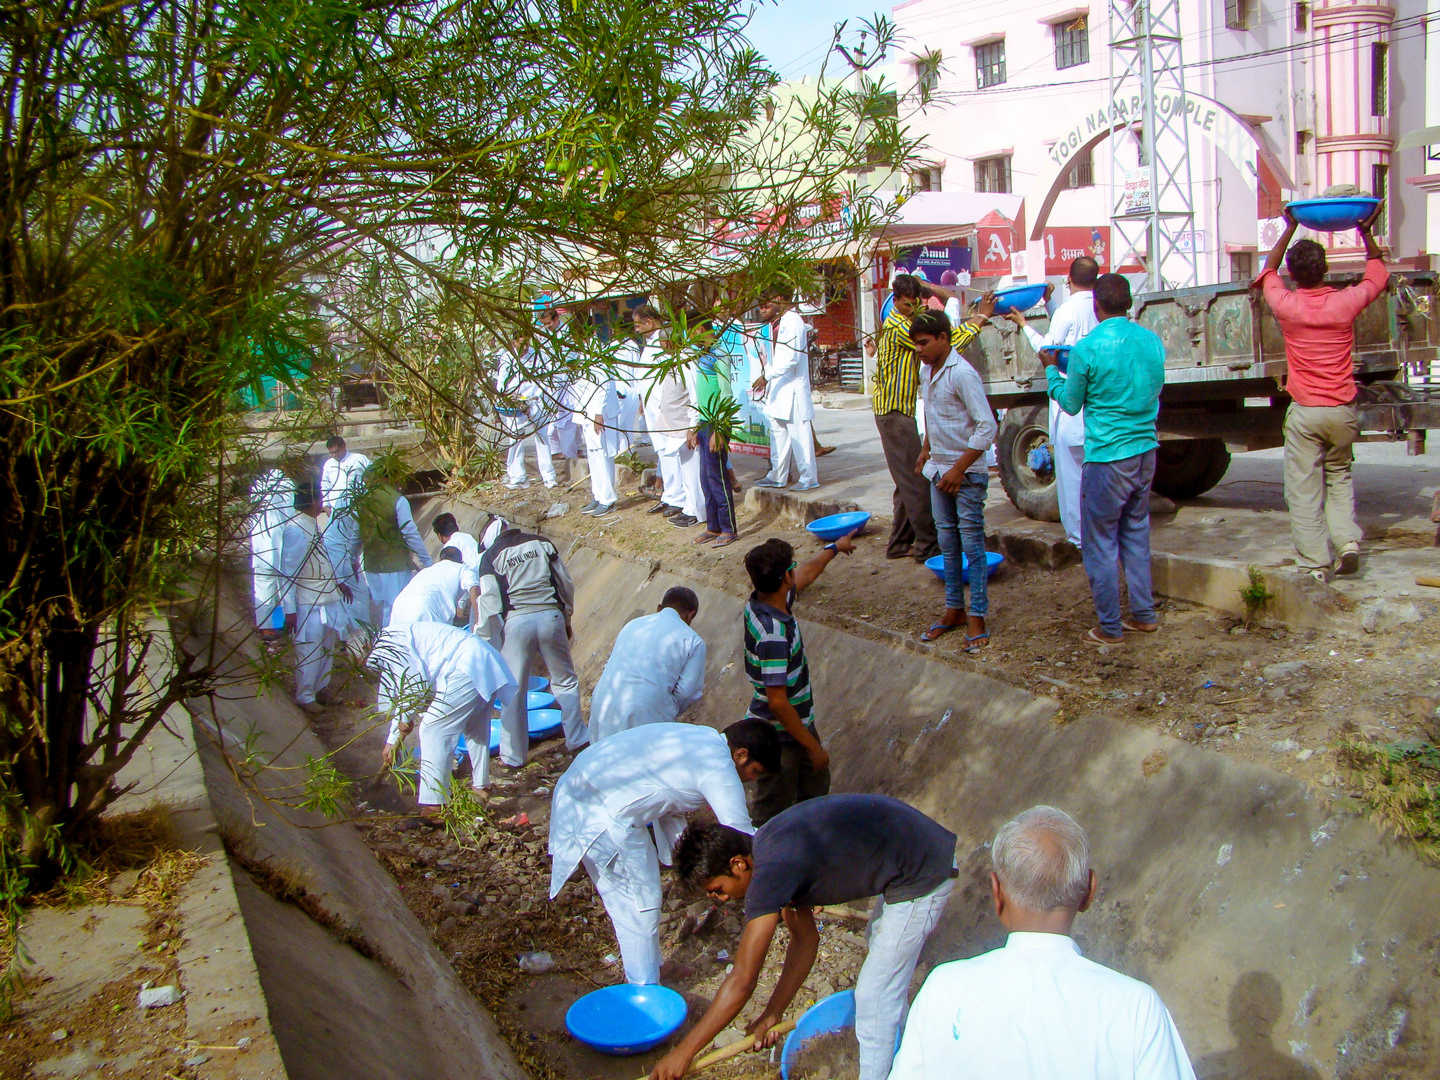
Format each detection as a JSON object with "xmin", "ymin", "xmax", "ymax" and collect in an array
[{"xmin": 789, "ymin": 1029, "xmax": 860, "ymax": 1080}]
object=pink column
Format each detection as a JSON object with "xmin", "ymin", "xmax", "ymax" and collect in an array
[{"xmin": 1313, "ymin": 2, "xmax": 1395, "ymax": 255}]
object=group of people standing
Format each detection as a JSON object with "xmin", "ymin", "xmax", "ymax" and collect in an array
[{"xmin": 498, "ymin": 289, "xmax": 834, "ymax": 548}]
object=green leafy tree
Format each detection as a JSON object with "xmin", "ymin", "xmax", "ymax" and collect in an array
[{"xmin": 0, "ymin": 0, "xmax": 912, "ymax": 891}]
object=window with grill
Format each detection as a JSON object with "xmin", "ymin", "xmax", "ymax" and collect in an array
[
  {"xmin": 911, "ymin": 166, "xmax": 942, "ymax": 192},
  {"xmin": 1372, "ymin": 163, "xmax": 1389, "ymax": 234},
  {"xmin": 1228, "ymin": 252, "xmax": 1255, "ymax": 283},
  {"xmin": 1062, "ymin": 148, "xmax": 1094, "ymax": 189},
  {"xmin": 975, "ymin": 40, "xmax": 1006, "ymax": 89},
  {"xmin": 1371, "ymin": 43, "xmax": 1388, "ymax": 117},
  {"xmin": 974, "ymin": 155, "xmax": 1012, "ymax": 193},
  {"xmin": 1224, "ymin": 0, "xmax": 1251, "ymax": 30},
  {"xmin": 1054, "ymin": 18, "xmax": 1089, "ymax": 70}
]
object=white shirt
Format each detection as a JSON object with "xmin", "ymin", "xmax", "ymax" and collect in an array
[
  {"xmin": 442, "ymin": 530, "xmax": 481, "ymax": 570},
  {"xmin": 920, "ymin": 350, "xmax": 998, "ymax": 476},
  {"xmin": 1023, "ymin": 289, "xmax": 1097, "ymax": 449},
  {"xmin": 589, "ymin": 608, "xmax": 707, "ymax": 742},
  {"xmin": 278, "ymin": 513, "xmax": 342, "ymax": 614},
  {"xmin": 249, "ymin": 469, "xmax": 294, "ymax": 608},
  {"xmin": 548, "ymin": 723, "xmax": 754, "ymax": 899},
  {"xmin": 369, "ymin": 621, "xmax": 517, "ymax": 744},
  {"xmin": 890, "ymin": 932, "xmax": 1197, "ymax": 1080},
  {"xmin": 387, "ymin": 560, "xmax": 477, "ymax": 627},
  {"xmin": 320, "ymin": 452, "xmax": 370, "ymax": 514},
  {"xmin": 761, "ymin": 309, "xmax": 814, "ymax": 422}
]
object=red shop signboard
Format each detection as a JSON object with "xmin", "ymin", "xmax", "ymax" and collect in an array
[{"xmin": 1042, "ymin": 226, "xmax": 1110, "ymax": 274}]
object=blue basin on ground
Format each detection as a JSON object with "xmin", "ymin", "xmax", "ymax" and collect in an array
[
  {"xmin": 992, "ymin": 283, "xmax": 1047, "ymax": 315},
  {"xmin": 565, "ymin": 983, "xmax": 688, "ymax": 1055},
  {"xmin": 924, "ymin": 551, "xmax": 1005, "ymax": 582},
  {"xmin": 806, "ymin": 511, "xmax": 871, "ymax": 542},
  {"xmin": 1286, "ymin": 196, "xmax": 1381, "ymax": 232},
  {"xmin": 528, "ymin": 675, "xmax": 550, "ymax": 692},
  {"xmin": 481, "ymin": 709, "xmax": 565, "ymax": 754},
  {"xmin": 527, "ymin": 689, "xmax": 556, "ymax": 710}
]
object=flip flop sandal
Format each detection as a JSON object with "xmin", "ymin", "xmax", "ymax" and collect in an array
[
  {"xmin": 920, "ymin": 622, "xmax": 963, "ymax": 643},
  {"xmin": 712, "ymin": 534, "xmax": 739, "ymax": 548},
  {"xmin": 1121, "ymin": 619, "xmax": 1158, "ymax": 633},
  {"xmin": 694, "ymin": 532, "xmax": 719, "ymax": 544},
  {"xmin": 1086, "ymin": 627, "xmax": 1123, "ymax": 645},
  {"xmin": 963, "ymin": 632, "xmax": 990, "ymax": 653}
]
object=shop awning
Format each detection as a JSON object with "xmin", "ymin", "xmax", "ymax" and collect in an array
[{"xmin": 872, "ymin": 191, "xmax": 1024, "ymax": 250}]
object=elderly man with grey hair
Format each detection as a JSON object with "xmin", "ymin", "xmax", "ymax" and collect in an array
[{"xmin": 889, "ymin": 805, "xmax": 1195, "ymax": 1079}]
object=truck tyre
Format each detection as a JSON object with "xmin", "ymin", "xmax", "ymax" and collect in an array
[
  {"xmin": 997, "ymin": 403, "xmax": 1061, "ymax": 522},
  {"xmin": 1152, "ymin": 438, "xmax": 1231, "ymax": 500}
]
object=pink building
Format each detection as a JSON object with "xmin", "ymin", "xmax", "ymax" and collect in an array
[{"xmin": 886, "ymin": 0, "xmax": 1433, "ymax": 285}]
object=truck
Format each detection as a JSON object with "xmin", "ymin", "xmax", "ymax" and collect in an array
[{"xmin": 969, "ymin": 269, "xmax": 1440, "ymax": 521}]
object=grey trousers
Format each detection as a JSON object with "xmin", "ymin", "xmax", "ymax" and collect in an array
[
  {"xmin": 499, "ymin": 608, "xmax": 585, "ymax": 763},
  {"xmin": 1283, "ymin": 402, "xmax": 1362, "ymax": 571},
  {"xmin": 875, "ymin": 411, "xmax": 937, "ymax": 557}
]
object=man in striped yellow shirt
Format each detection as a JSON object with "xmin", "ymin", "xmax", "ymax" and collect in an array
[{"xmin": 872, "ymin": 274, "xmax": 984, "ymax": 560}]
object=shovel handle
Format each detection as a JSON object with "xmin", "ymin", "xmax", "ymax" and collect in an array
[
  {"xmin": 1415, "ymin": 575, "xmax": 1440, "ymax": 588},
  {"xmin": 632, "ymin": 1017, "xmax": 800, "ymax": 1080}
]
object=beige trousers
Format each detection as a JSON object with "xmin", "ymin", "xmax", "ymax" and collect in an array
[{"xmin": 1283, "ymin": 402, "xmax": 1362, "ymax": 571}]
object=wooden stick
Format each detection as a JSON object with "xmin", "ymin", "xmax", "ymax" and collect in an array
[
  {"xmin": 1415, "ymin": 575, "xmax": 1440, "ymax": 589},
  {"xmin": 632, "ymin": 1018, "xmax": 800, "ymax": 1080}
]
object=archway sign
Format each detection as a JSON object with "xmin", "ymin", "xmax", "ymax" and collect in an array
[{"xmin": 1024, "ymin": 89, "xmax": 1294, "ymax": 245}]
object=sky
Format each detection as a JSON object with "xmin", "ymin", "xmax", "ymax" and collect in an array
[{"xmin": 741, "ymin": 0, "xmax": 897, "ymax": 81}]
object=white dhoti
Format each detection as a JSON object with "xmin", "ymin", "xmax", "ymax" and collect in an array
[
  {"xmin": 1049, "ymin": 402, "xmax": 1085, "ymax": 548},
  {"xmin": 580, "ymin": 827, "xmax": 663, "ymax": 985},
  {"xmin": 582, "ymin": 422, "xmax": 619, "ymax": 506},
  {"xmin": 415, "ymin": 672, "xmax": 496, "ymax": 803},
  {"xmin": 367, "ymin": 570, "xmax": 412, "ymax": 628},
  {"xmin": 765, "ymin": 417, "xmax": 816, "ymax": 487},
  {"xmin": 293, "ymin": 602, "xmax": 340, "ymax": 705}
]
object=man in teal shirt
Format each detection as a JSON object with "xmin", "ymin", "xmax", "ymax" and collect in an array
[{"xmin": 1043, "ymin": 274, "xmax": 1165, "ymax": 645}]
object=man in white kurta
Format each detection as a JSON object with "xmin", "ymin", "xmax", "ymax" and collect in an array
[
  {"xmin": 371, "ymin": 620, "xmax": 517, "ymax": 805},
  {"xmin": 1011, "ymin": 258, "xmax": 1100, "ymax": 549},
  {"xmin": 249, "ymin": 468, "xmax": 295, "ymax": 632},
  {"xmin": 497, "ymin": 340, "xmax": 557, "ymax": 489},
  {"xmin": 753, "ymin": 292, "xmax": 818, "ymax": 490},
  {"xmin": 570, "ymin": 361, "xmax": 621, "ymax": 513},
  {"xmin": 278, "ymin": 482, "xmax": 353, "ymax": 711},
  {"xmin": 647, "ymin": 358, "xmax": 704, "ymax": 525},
  {"xmin": 548, "ymin": 720, "xmax": 778, "ymax": 984},
  {"xmin": 889, "ymin": 805, "xmax": 1196, "ymax": 1080},
  {"xmin": 387, "ymin": 549, "xmax": 477, "ymax": 628},
  {"xmin": 589, "ymin": 588, "xmax": 706, "ymax": 743},
  {"xmin": 320, "ymin": 436, "xmax": 371, "ymax": 634},
  {"xmin": 432, "ymin": 513, "xmax": 481, "ymax": 571}
]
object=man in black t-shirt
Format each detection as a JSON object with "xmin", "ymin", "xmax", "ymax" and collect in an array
[{"xmin": 650, "ymin": 794, "xmax": 957, "ymax": 1080}]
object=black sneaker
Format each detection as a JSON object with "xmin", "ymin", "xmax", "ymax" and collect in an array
[
  {"xmin": 662, "ymin": 505, "xmax": 685, "ymax": 518},
  {"xmin": 647, "ymin": 502, "xmax": 669, "ymax": 514},
  {"xmin": 579, "ymin": 501, "xmax": 599, "ymax": 514},
  {"xmin": 592, "ymin": 503, "xmax": 614, "ymax": 515},
  {"xmin": 668, "ymin": 513, "xmax": 699, "ymax": 528}
]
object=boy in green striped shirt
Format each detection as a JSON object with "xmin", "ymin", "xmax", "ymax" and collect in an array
[{"xmin": 741, "ymin": 533, "xmax": 857, "ymax": 823}]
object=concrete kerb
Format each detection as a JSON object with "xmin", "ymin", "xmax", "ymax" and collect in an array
[{"xmin": 176, "ymin": 608, "xmax": 529, "ymax": 1080}]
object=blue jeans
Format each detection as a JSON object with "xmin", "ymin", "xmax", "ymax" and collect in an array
[
  {"xmin": 1081, "ymin": 451, "xmax": 1157, "ymax": 636},
  {"xmin": 930, "ymin": 473, "xmax": 988, "ymax": 616}
]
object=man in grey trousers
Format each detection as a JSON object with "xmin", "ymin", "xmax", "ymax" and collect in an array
[{"xmin": 474, "ymin": 520, "xmax": 586, "ymax": 762}]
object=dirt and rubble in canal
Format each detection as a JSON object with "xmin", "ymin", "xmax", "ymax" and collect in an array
[{"xmin": 296, "ymin": 471, "xmax": 1440, "ymax": 1078}]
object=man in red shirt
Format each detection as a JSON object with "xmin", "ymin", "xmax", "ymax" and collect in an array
[{"xmin": 1257, "ymin": 208, "xmax": 1388, "ymax": 581}]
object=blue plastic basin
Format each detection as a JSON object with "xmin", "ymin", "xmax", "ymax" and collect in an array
[
  {"xmin": 527, "ymin": 689, "xmax": 556, "ymax": 710},
  {"xmin": 992, "ymin": 283, "xmax": 1047, "ymax": 315},
  {"xmin": 565, "ymin": 984, "xmax": 688, "ymax": 1055},
  {"xmin": 1286, "ymin": 196, "xmax": 1381, "ymax": 232},
  {"xmin": 806, "ymin": 511, "xmax": 871, "ymax": 542},
  {"xmin": 780, "ymin": 989, "xmax": 907, "ymax": 1079},
  {"xmin": 924, "ymin": 551, "xmax": 1005, "ymax": 582},
  {"xmin": 483, "ymin": 709, "xmax": 565, "ymax": 754},
  {"xmin": 528, "ymin": 675, "xmax": 550, "ymax": 692},
  {"xmin": 1046, "ymin": 345, "xmax": 1071, "ymax": 373}
]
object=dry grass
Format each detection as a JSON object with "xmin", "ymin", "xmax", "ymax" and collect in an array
[{"xmin": 1337, "ymin": 739, "xmax": 1440, "ymax": 864}]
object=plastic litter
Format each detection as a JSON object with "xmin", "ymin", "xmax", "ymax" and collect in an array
[
  {"xmin": 518, "ymin": 951, "xmax": 556, "ymax": 974},
  {"xmin": 137, "ymin": 985, "xmax": 182, "ymax": 1009}
]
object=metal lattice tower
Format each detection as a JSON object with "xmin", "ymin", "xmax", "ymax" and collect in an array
[{"xmin": 1108, "ymin": 0, "xmax": 1198, "ymax": 292}]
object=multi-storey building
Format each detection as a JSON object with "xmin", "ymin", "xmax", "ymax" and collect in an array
[{"xmin": 887, "ymin": 0, "xmax": 1434, "ymax": 287}]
